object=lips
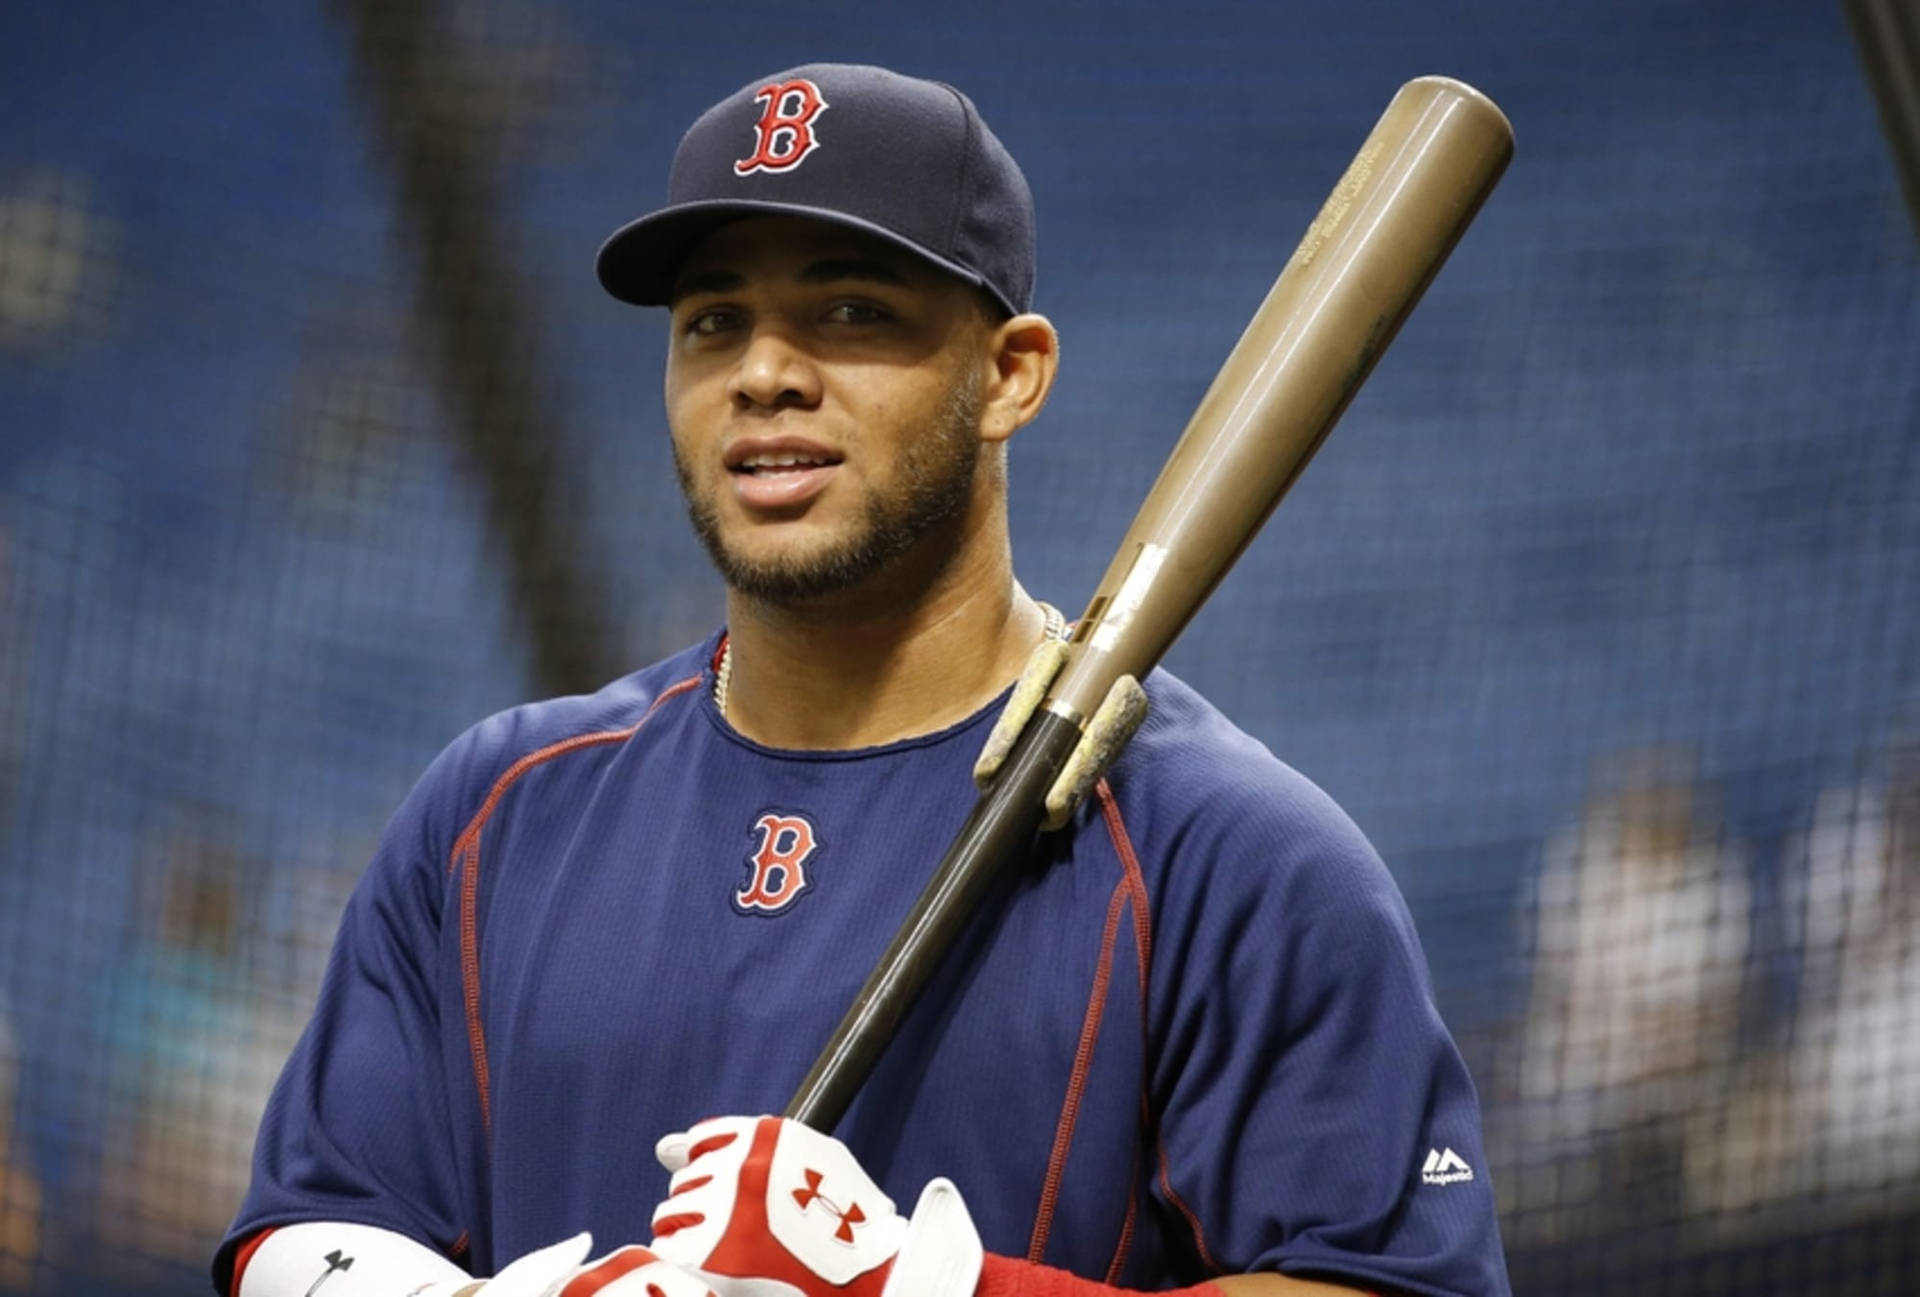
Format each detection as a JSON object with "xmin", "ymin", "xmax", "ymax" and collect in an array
[{"xmin": 723, "ymin": 435, "xmax": 844, "ymax": 512}]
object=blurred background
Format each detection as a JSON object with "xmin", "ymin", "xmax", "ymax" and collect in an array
[{"xmin": 2, "ymin": 0, "xmax": 1916, "ymax": 1292}]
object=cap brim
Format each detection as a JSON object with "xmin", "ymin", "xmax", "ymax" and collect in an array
[{"xmin": 595, "ymin": 199, "xmax": 1004, "ymax": 311}]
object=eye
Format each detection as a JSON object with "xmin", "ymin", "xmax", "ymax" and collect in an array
[
  {"xmin": 823, "ymin": 301, "xmax": 890, "ymax": 326},
  {"xmin": 681, "ymin": 306, "xmax": 742, "ymax": 338}
]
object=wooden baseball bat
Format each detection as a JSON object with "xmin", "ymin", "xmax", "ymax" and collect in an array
[{"xmin": 787, "ymin": 76, "xmax": 1514, "ymax": 1131}]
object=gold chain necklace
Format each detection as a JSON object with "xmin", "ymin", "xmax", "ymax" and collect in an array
[
  {"xmin": 714, "ymin": 631, "xmax": 735, "ymax": 716},
  {"xmin": 714, "ymin": 602, "xmax": 1066, "ymax": 719}
]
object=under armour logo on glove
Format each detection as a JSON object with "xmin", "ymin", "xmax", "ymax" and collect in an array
[
  {"xmin": 791, "ymin": 1168, "xmax": 866, "ymax": 1244},
  {"xmin": 649, "ymin": 1116, "xmax": 982, "ymax": 1297},
  {"xmin": 305, "ymin": 1249, "xmax": 353, "ymax": 1297}
]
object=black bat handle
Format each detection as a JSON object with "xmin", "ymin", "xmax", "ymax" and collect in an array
[{"xmin": 784, "ymin": 708, "xmax": 1085, "ymax": 1131}]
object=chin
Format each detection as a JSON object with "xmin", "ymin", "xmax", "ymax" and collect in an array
[
  {"xmin": 708, "ymin": 531, "xmax": 884, "ymax": 606},
  {"xmin": 718, "ymin": 516, "xmax": 845, "ymax": 569}
]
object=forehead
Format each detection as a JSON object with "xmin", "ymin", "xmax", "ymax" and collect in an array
[{"xmin": 670, "ymin": 215, "xmax": 949, "ymax": 298}]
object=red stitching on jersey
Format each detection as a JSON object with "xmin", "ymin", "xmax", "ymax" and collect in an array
[
  {"xmin": 1107, "ymin": 1099, "xmax": 1144, "ymax": 1284},
  {"xmin": 459, "ymin": 832, "xmax": 490, "ymax": 1128},
  {"xmin": 1153, "ymin": 1110, "xmax": 1221, "ymax": 1277},
  {"xmin": 1027, "ymin": 874, "xmax": 1130, "ymax": 1263},
  {"xmin": 448, "ymin": 690, "xmax": 695, "ymax": 875},
  {"xmin": 1098, "ymin": 778, "xmax": 1153, "ymax": 1000},
  {"xmin": 1095, "ymin": 779, "xmax": 1190, "ymax": 1280},
  {"xmin": 453, "ymin": 675, "xmax": 703, "ymax": 1134},
  {"xmin": 449, "ymin": 1230, "xmax": 470, "ymax": 1263},
  {"xmin": 1029, "ymin": 779, "xmax": 1163, "ymax": 1274},
  {"xmin": 1105, "ymin": 778, "xmax": 1221, "ymax": 1273}
]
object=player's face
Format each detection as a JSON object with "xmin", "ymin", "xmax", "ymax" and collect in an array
[{"xmin": 663, "ymin": 217, "xmax": 996, "ymax": 605}]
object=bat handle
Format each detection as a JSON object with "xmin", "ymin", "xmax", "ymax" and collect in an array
[{"xmin": 784, "ymin": 708, "xmax": 1085, "ymax": 1130}]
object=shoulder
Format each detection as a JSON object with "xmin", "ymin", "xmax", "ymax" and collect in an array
[
  {"xmin": 443, "ymin": 640, "xmax": 714, "ymax": 794},
  {"xmin": 1107, "ymin": 668, "xmax": 1380, "ymax": 876},
  {"xmin": 376, "ymin": 638, "xmax": 717, "ymax": 875},
  {"xmin": 1099, "ymin": 667, "xmax": 1416, "ymax": 955}
]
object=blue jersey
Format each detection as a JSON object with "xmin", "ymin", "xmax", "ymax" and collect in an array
[{"xmin": 218, "ymin": 633, "xmax": 1508, "ymax": 1296}]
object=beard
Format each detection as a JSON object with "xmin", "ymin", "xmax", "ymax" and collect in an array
[{"xmin": 675, "ymin": 366, "xmax": 986, "ymax": 606}]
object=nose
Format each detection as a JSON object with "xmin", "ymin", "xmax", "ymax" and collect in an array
[{"xmin": 727, "ymin": 323, "xmax": 821, "ymax": 412}]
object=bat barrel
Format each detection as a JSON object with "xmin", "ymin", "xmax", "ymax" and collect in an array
[{"xmin": 1043, "ymin": 77, "xmax": 1512, "ymax": 724}]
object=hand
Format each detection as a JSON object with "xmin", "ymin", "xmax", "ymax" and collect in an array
[
  {"xmin": 420, "ymin": 1236, "xmax": 781, "ymax": 1297},
  {"xmin": 414, "ymin": 1233, "xmax": 592, "ymax": 1297},
  {"xmin": 648, "ymin": 1116, "xmax": 983, "ymax": 1297},
  {"xmin": 554, "ymin": 1245, "xmax": 796, "ymax": 1297}
]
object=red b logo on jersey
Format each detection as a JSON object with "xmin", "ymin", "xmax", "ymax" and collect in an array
[
  {"xmin": 735, "ymin": 812, "xmax": 819, "ymax": 915},
  {"xmin": 734, "ymin": 79, "xmax": 829, "ymax": 176}
]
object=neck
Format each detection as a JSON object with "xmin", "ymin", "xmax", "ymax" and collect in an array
[{"xmin": 717, "ymin": 524, "xmax": 1049, "ymax": 751}]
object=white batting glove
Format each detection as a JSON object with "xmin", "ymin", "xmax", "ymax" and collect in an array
[
  {"xmin": 417, "ymin": 1235, "xmax": 783, "ymax": 1297},
  {"xmin": 411, "ymin": 1233, "xmax": 593, "ymax": 1297},
  {"xmin": 237, "ymin": 1224, "xmax": 593, "ymax": 1297},
  {"xmin": 549, "ymin": 1244, "xmax": 797, "ymax": 1297},
  {"xmin": 237, "ymin": 1224, "xmax": 774, "ymax": 1297},
  {"xmin": 649, "ymin": 1115, "xmax": 984, "ymax": 1297}
]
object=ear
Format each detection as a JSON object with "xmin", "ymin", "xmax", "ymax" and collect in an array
[{"xmin": 977, "ymin": 313, "xmax": 1059, "ymax": 444}]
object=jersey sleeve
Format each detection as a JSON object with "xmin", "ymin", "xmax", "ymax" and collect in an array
[
  {"xmin": 1141, "ymin": 759, "xmax": 1509, "ymax": 1297},
  {"xmin": 212, "ymin": 731, "xmax": 489, "ymax": 1295}
]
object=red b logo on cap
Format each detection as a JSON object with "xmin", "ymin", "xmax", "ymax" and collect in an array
[{"xmin": 735, "ymin": 79, "xmax": 829, "ymax": 175}]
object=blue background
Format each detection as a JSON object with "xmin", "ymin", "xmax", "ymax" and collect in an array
[{"xmin": 0, "ymin": 0, "xmax": 1914, "ymax": 1291}]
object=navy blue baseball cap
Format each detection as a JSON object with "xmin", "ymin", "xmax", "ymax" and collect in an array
[{"xmin": 596, "ymin": 63, "xmax": 1035, "ymax": 315}]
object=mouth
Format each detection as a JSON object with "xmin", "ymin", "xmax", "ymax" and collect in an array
[
  {"xmin": 730, "ymin": 449, "xmax": 843, "ymax": 476},
  {"xmin": 723, "ymin": 439, "xmax": 845, "ymax": 512}
]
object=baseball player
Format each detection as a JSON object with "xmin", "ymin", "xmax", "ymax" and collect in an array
[{"xmin": 216, "ymin": 64, "xmax": 1509, "ymax": 1297}]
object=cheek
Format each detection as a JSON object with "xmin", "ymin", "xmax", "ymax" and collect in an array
[
  {"xmin": 845, "ymin": 367, "xmax": 968, "ymax": 443},
  {"xmin": 662, "ymin": 368, "xmax": 693, "ymax": 422},
  {"xmin": 664, "ymin": 375, "xmax": 722, "ymax": 453},
  {"xmin": 664, "ymin": 345, "xmax": 727, "ymax": 407}
]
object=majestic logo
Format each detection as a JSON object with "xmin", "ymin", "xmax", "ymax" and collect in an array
[
  {"xmin": 734, "ymin": 812, "xmax": 819, "ymax": 915},
  {"xmin": 735, "ymin": 78, "xmax": 829, "ymax": 175},
  {"xmin": 1421, "ymin": 1147, "xmax": 1475, "ymax": 1186},
  {"xmin": 792, "ymin": 1166, "xmax": 868, "ymax": 1244}
]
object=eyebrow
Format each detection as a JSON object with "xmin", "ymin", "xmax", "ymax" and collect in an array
[
  {"xmin": 670, "ymin": 256, "xmax": 911, "ymax": 303},
  {"xmin": 796, "ymin": 257, "xmax": 910, "ymax": 287},
  {"xmin": 671, "ymin": 268, "xmax": 745, "ymax": 301}
]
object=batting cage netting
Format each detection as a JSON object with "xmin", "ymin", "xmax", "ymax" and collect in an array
[{"xmin": 2, "ymin": 0, "xmax": 1916, "ymax": 1292}]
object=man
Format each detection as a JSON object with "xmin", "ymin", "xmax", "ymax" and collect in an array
[{"xmin": 217, "ymin": 64, "xmax": 1508, "ymax": 1297}]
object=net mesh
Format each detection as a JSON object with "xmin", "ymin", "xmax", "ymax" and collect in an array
[{"xmin": 2, "ymin": 0, "xmax": 1917, "ymax": 1292}]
